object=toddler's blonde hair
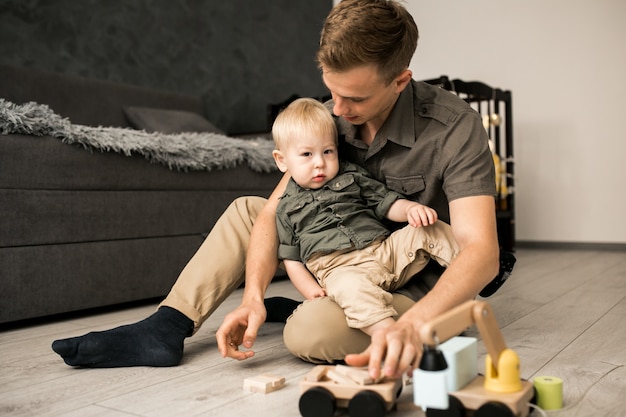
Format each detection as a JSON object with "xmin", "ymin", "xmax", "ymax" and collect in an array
[{"xmin": 272, "ymin": 98, "xmax": 337, "ymax": 150}]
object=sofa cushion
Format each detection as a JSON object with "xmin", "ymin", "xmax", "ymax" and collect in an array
[
  {"xmin": 124, "ymin": 106, "xmax": 225, "ymax": 135},
  {"xmin": 0, "ymin": 134, "xmax": 282, "ymax": 191}
]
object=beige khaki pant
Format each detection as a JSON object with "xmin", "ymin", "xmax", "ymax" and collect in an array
[
  {"xmin": 159, "ymin": 196, "xmax": 266, "ymax": 330},
  {"xmin": 159, "ymin": 196, "xmax": 451, "ymax": 363},
  {"xmin": 305, "ymin": 222, "xmax": 459, "ymax": 329}
]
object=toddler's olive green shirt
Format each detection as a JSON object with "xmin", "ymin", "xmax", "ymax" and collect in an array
[{"xmin": 276, "ymin": 161, "xmax": 402, "ymax": 263}]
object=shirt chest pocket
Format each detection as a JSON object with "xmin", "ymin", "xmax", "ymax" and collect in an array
[
  {"xmin": 385, "ymin": 175, "xmax": 426, "ymax": 196},
  {"xmin": 327, "ymin": 175, "xmax": 356, "ymax": 191},
  {"xmin": 286, "ymin": 193, "xmax": 315, "ymax": 217}
]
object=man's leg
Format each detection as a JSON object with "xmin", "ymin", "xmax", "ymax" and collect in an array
[
  {"xmin": 160, "ymin": 196, "xmax": 268, "ymax": 330},
  {"xmin": 52, "ymin": 196, "xmax": 267, "ymax": 368},
  {"xmin": 282, "ymin": 293, "xmax": 415, "ymax": 364}
]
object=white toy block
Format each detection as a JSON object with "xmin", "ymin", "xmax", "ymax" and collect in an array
[
  {"xmin": 439, "ymin": 336, "xmax": 478, "ymax": 391},
  {"xmin": 243, "ymin": 373, "xmax": 286, "ymax": 394}
]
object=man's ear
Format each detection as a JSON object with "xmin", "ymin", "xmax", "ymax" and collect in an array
[
  {"xmin": 394, "ymin": 69, "xmax": 413, "ymax": 93},
  {"xmin": 272, "ymin": 149, "xmax": 288, "ymax": 173}
]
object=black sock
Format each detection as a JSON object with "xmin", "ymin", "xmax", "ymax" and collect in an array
[
  {"xmin": 51, "ymin": 307, "xmax": 194, "ymax": 368},
  {"xmin": 264, "ymin": 297, "xmax": 301, "ymax": 323},
  {"xmin": 479, "ymin": 250, "xmax": 517, "ymax": 297}
]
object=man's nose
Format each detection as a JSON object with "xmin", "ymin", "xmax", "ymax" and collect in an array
[{"xmin": 333, "ymin": 97, "xmax": 348, "ymax": 116}]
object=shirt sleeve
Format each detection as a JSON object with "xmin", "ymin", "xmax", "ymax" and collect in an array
[
  {"xmin": 440, "ymin": 110, "xmax": 496, "ymax": 201},
  {"xmin": 275, "ymin": 208, "xmax": 302, "ymax": 261}
]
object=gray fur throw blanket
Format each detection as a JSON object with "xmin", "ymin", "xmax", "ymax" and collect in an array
[{"xmin": 0, "ymin": 99, "xmax": 277, "ymax": 172}]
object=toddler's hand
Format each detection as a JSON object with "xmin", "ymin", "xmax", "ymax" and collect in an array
[
  {"xmin": 306, "ymin": 288, "xmax": 327, "ymax": 300},
  {"xmin": 406, "ymin": 203, "xmax": 438, "ymax": 227}
]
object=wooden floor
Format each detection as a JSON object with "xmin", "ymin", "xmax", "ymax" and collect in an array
[{"xmin": 1, "ymin": 248, "xmax": 624, "ymax": 416}]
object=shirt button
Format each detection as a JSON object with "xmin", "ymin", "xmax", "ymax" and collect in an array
[
  {"xmin": 429, "ymin": 243, "xmax": 435, "ymax": 249},
  {"xmin": 408, "ymin": 252, "xmax": 414, "ymax": 258}
]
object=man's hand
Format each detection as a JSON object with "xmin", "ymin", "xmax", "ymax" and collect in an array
[
  {"xmin": 344, "ymin": 319, "xmax": 422, "ymax": 380},
  {"xmin": 216, "ymin": 299, "xmax": 266, "ymax": 361}
]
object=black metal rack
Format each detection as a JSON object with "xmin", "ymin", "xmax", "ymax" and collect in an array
[{"xmin": 423, "ymin": 75, "xmax": 515, "ymax": 252}]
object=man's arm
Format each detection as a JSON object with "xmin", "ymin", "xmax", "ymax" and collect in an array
[
  {"xmin": 216, "ymin": 172, "xmax": 291, "ymax": 360},
  {"xmin": 345, "ymin": 195, "xmax": 500, "ymax": 378}
]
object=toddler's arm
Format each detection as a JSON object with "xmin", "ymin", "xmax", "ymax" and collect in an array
[
  {"xmin": 386, "ymin": 199, "xmax": 438, "ymax": 227},
  {"xmin": 284, "ymin": 259, "xmax": 327, "ymax": 300}
]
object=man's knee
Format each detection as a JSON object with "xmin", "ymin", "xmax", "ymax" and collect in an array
[
  {"xmin": 231, "ymin": 195, "xmax": 267, "ymax": 217},
  {"xmin": 283, "ymin": 298, "xmax": 369, "ymax": 364}
]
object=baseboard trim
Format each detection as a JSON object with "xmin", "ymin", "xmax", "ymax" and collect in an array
[{"xmin": 516, "ymin": 240, "xmax": 626, "ymax": 252}]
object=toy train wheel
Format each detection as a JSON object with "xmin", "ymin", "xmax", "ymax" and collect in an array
[
  {"xmin": 426, "ymin": 395, "xmax": 466, "ymax": 417},
  {"xmin": 474, "ymin": 401, "xmax": 514, "ymax": 417},
  {"xmin": 348, "ymin": 390, "xmax": 386, "ymax": 417},
  {"xmin": 299, "ymin": 386, "xmax": 336, "ymax": 417}
]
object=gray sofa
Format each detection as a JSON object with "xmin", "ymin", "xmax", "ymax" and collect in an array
[{"xmin": 0, "ymin": 65, "xmax": 283, "ymax": 324}]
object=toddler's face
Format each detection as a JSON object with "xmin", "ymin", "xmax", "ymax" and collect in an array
[{"xmin": 279, "ymin": 132, "xmax": 339, "ymax": 190}]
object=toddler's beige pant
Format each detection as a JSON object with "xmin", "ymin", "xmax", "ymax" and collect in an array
[{"xmin": 304, "ymin": 221, "xmax": 459, "ymax": 329}]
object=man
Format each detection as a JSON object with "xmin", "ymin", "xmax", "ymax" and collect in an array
[{"xmin": 52, "ymin": 0, "xmax": 505, "ymax": 380}]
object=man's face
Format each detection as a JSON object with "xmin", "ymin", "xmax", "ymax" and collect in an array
[{"xmin": 321, "ymin": 64, "xmax": 406, "ymax": 130}]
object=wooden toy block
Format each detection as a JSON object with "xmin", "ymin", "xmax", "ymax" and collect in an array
[
  {"xmin": 304, "ymin": 365, "xmax": 328, "ymax": 382},
  {"xmin": 326, "ymin": 369, "xmax": 357, "ymax": 385},
  {"xmin": 335, "ymin": 364, "xmax": 381, "ymax": 385},
  {"xmin": 243, "ymin": 373, "xmax": 286, "ymax": 394}
]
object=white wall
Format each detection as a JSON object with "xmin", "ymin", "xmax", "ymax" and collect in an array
[{"xmin": 334, "ymin": 0, "xmax": 626, "ymax": 244}]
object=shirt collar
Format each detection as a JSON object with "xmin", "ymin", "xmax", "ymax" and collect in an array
[
  {"xmin": 376, "ymin": 81, "xmax": 417, "ymax": 148},
  {"xmin": 336, "ymin": 81, "xmax": 417, "ymax": 150}
]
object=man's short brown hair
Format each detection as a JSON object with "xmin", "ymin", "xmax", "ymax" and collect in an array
[{"xmin": 317, "ymin": 0, "xmax": 419, "ymax": 85}]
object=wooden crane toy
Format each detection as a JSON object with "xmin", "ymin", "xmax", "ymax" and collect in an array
[{"xmin": 414, "ymin": 300, "xmax": 535, "ymax": 417}]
